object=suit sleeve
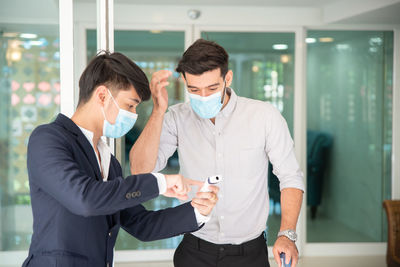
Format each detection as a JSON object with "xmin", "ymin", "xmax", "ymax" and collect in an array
[
  {"xmin": 120, "ymin": 202, "xmax": 199, "ymax": 241},
  {"xmin": 27, "ymin": 125, "xmax": 160, "ymax": 217}
]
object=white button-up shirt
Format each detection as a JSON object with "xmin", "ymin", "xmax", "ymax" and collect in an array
[{"xmin": 154, "ymin": 88, "xmax": 304, "ymax": 244}]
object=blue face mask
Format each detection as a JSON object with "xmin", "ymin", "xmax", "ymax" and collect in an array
[
  {"xmin": 188, "ymin": 83, "xmax": 227, "ymax": 119},
  {"xmin": 102, "ymin": 90, "xmax": 138, "ymax": 138}
]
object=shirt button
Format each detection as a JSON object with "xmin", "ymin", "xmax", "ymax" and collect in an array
[
  {"xmin": 220, "ymin": 216, "xmax": 224, "ymax": 220},
  {"xmin": 220, "ymin": 194, "xmax": 223, "ymax": 199},
  {"xmin": 220, "ymin": 247, "xmax": 225, "ymax": 252},
  {"xmin": 107, "ymin": 263, "xmax": 110, "ymax": 267},
  {"xmin": 109, "ymin": 232, "xmax": 112, "ymax": 237},
  {"xmin": 220, "ymin": 232, "xmax": 225, "ymax": 236},
  {"xmin": 218, "ymin": 153, "xmax": 222, "ymax": 158}
]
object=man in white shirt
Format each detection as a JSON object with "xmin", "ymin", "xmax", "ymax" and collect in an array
[
  {"xmin": 23, "ymin": 51, "xmax": 218, "ymax": 267},
  {"xmin": 130, "ymin": 39, "xmax": 304, "ymax": 267}
]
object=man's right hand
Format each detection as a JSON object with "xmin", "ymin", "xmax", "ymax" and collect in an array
[
  {"xmin": 150, "ymin": 70, "xmax": 172, "ymax": 115},
  {"xmin": 163, "ymin": 174, "xmax": 203, "ymax": 200},
  {"xmin": 191, "ymin": 185, "xmax": 219, "ymax": 216}
]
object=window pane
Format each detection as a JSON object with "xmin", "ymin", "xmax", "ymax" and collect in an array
[
  {"xmin": 87, "ymin": 29, "xmax": 185, "ymax": 250},
  {"xmin": 0, "ymin": 25, "xmax": 60, "ymax": 250},
  {"xmin": 201, "ymin": 31, "xmax": 295, "ymax": 246},
  {"xmin": 306, "ymin": 31, "xmax": 393, "ymax": 242}
]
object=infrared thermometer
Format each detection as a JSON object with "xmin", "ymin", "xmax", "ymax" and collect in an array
[
  {"xmin": 280, "ymin": 253, "xmax": 292, "ymax": 267},
  {"xmin": 200, "ymin": 175, "xmax": 223, "ymax": 192}
]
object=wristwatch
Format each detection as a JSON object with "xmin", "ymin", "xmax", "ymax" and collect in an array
[{"xmin": 277, "ymin": 229, "xmax": 297, "ymax": 242}]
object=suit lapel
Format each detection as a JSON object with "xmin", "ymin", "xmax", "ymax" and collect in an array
[
  {"xmin": 55, "ymin": 113, "xmax": 103, "ymax": 181},
  {"xmin": 76, "ymin": 134, "xmax": 103, "ymax": 181}
]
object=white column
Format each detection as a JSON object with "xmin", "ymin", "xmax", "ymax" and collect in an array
[
  {"xmin": 294, "ymin": 26, "xmax": 307, "ymax": 255},
  {"xmin": 59, "ymin": 0, "xmax": 75, "ymax": 117},
  {"xmin": 97, "ymin": 0, "xmax": 114, "ymax": 53},
  {"xmin": 392, "ymin": 28, "xmax": 400, "ymax": 199},
  {"xmin": 97, "ymin": 0, "xmax": 116, "ymax": 154}
]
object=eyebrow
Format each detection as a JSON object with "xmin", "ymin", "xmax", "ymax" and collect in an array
[
  {"xmin": 129, "ymin": 98, "xmax": 141, "ymax": 104},
  {"xmin": 187, "ymin": 82, "xmax": 220, "ymax": 89}
]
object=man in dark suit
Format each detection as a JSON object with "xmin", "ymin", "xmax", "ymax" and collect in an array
[{"xmin": 22, "ymin": 51, "xmax": 219, "ymax": 267}]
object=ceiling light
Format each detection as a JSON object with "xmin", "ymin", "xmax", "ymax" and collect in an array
[
  {"xmin": 305, "ymin": 38, "xmax": 316, "ymax": 43},
  {"xmin": 319, "ymin": 37, "xmax": 334, "ymax": 43},
  {"xmin": 273, "ymin": 44, "xmax": 288, "ymax": 50},
  {"xmin": 20, "ymin": 33, "xmax": 38, "ymax": 39}
]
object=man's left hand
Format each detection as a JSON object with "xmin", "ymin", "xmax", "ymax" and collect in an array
[{"xmin": 272, "ymin": 236, "xmax": 299, "ymax": 267}]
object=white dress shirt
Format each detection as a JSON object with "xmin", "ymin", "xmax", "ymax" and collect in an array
[
  {"xmin": 154, "ymin": 88, "xmax": 305, "ymax": 244},
  {"xmin": 77, "ymin": 126, "xmax": 209, "ymax": 224}
]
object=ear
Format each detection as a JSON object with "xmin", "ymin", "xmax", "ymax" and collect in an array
[
  {"xmin": 225, "ymin": 70, "xmax": 233, "ymax": 88},
  {"xmin": 94, "ymin": 85, "xmax": 108, "ymax": 106}
]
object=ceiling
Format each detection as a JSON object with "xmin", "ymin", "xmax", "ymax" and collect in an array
[
  {"xmin": 76, "ymin": 0, "xmax": 400, "ymax": 24},
  {"xmin": 111, "ymin": 0, "xmax": 338, "ymax": 7}
]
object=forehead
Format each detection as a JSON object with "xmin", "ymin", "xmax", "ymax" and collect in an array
[
  {"xmin": 185, "ymin": 68, "xmax": 222, "ymax": 86},
  {"xmin": 114, "ymin": 85, "xmax": 140, "ymax": 102}
]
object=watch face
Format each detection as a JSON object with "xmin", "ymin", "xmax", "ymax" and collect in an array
[{"xmin": 288, "ymin": 230, "xmax": 297, "ymax": 241}]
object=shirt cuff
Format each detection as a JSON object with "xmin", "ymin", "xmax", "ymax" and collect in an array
[
  {"xmin": 194, "ymin": 208, "xmax": 211, "ymax": 225},
  {"xmin": 152, "ymin": 173, "xmax": 166, "ymax": 195}
]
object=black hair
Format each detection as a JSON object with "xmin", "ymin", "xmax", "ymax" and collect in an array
[
  {"xmin": 176, "ymin": 39, "xmax": 229, "ymax": 78},
  {"xmin": 77, "ymin": 51, "xmax": 150, "ymax": 106}
]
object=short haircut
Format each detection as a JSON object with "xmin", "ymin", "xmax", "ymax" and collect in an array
[
  {"xmin": 78, "ymin": 51, "xmax": 150, "ymax": 106},
  {"xmin": 176, "ymin": 39, "xmax": 229, "ymax": 78}
]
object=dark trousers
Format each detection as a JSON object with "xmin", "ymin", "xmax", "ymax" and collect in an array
[{"xmin": 173, "ymin": 233, "xmax": 270, "ymax": 267}]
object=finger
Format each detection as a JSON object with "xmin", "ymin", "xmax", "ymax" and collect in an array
[
  {"xmin": 192, "ymin": 198, "xmax": 208, "ymax": 206},
  {"xmin": 151, "ymin": 70, "xmax": 172, "ymax": 87},
  {"xmin": 291, "ymin": 248, "xmax": 299, "ymax": 266},
  {"xmin": 195, "ymin": 192, "xmax": 218, "ymax": 203},
  {"xmin": 208, "ymin": 185, "xmax": 220, "ymax": 194},
  {"xmin": 185, "ymin": 178, "xmax": 204, "ymax": 188},
  {"xmin": 191, "ymin": 202, "xmax": 209, "ymax": 214},
  {"xmin": 272, "ymin": 248, "xmax": 281, "ymax": 267},
  {"xmin": 285, "ymin": 252, "xmax": 292, "ymax": 265}
]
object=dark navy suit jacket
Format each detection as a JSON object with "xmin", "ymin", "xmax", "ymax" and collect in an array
[{"xmin": 22, "ymin": 114, "xmax": 199, "ymax": 267}]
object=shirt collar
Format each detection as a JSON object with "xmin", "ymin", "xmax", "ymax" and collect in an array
[
  {"xmin": 77, "ymin": 126, "xmax": 108, "ymax": 150},
  {"xmin": 77, "ymin": 126, "xmax": 95, "ymax": 146},
  {"xmin": 219, "ymin": 87, "xmax": 237, "ymax": 118}
]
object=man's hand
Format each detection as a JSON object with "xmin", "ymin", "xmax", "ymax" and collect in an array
[
  {"xmin": 163, "ymin": 174, "xmax": 202, "ymax": 200},
  {"xmin": 191, "ymin": 185, "xmax": 219, "ymax": 216},
  {"xmin": 150, "ymin": 70, "xmax": 172, "ymax": 115},
  {"xmin": 273, "ymin": 236, "xmax": 299, "ymax": 267}
]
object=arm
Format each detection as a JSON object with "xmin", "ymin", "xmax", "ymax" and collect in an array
[
  {"xmin": 279, "ymin": 188, "xmax": 303, "ymax": 232},
  {"xmin": 120, "ymin": 186, "xmax": 220, "ymax": 241},
  {"xmin": 120, "ymin": 202, "xmax": 199, "ymax": 241},
  {"xmin": 265, "ymin": 105, "xmax": 304, "ymax": 267},
  {"xmin": 130, "ymin": 70, "xmax": 174, "ymax": 174},
  {"xmin": 129, "ymin": 111, "xmax": 165, "ymax": 174},
  {"xmin": 28, "ymin": 126, "xmax": 160, "ymax": 217}
]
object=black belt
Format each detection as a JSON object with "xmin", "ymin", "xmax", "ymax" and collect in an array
[{"xmin": 181, "ymin": 232, "xmax": 266, "ymax": 257}]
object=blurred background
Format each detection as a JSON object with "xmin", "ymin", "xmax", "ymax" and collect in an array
[{"xmin": 0, "ymin": 0, "xmax": 399, "ymax": 266}]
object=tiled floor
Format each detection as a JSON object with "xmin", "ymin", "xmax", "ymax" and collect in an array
[{"xmin": 115, "ymin": 255, "xmax": 385, "ymax": 267}]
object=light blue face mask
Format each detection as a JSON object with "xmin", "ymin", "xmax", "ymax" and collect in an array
[
  {"xmin": 102, "ymin": 90, "xmax": 138, "ymax": 138},
  {"xmin": 188, "ymin": 82, "xmax": 227, "ymax": 119}
]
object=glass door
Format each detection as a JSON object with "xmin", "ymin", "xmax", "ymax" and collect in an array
[{"xmin": 306, "ymin": 30, "xmax": 393, "ymax": 243}]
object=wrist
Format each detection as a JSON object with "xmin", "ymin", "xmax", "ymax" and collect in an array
[
  {"xmin": 151, "ymin": 107, "xmax": 166, "ymax": 117},
  {"xmin": 277, "ymin": 229, "xmax": 297, "ymax": 242}
]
